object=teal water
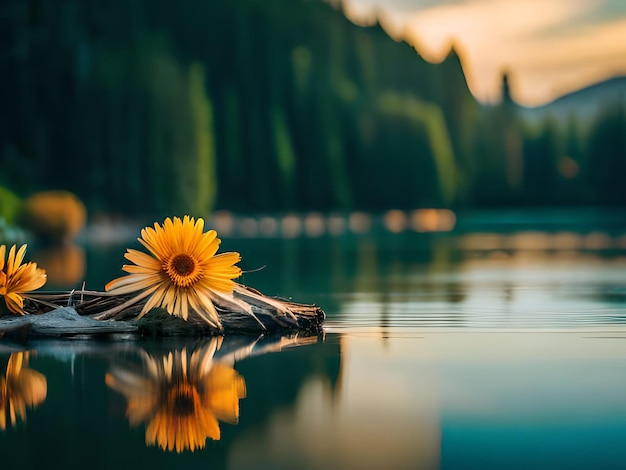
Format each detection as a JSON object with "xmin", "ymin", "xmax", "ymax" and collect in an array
[{"xmin": 2, "ymin": 216, "xmax": 626, "ymax": 469}]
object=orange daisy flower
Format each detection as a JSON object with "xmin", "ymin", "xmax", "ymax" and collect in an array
[
  {"xmin": 0, "ymin": 244, "xmax": 47, "ymax": 315},
  {"xmin": 105, "ymin": 216, "xmax": 241, "ymax": 328}
]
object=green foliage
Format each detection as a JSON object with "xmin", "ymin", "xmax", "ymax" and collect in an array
[
  {"xmin": 0, "ymin": 0, "xmax": 624, "ymax": 214},
  {"xmin": 291, "ymin": 46, "xmax": 312, "ymax": 93},
  {"xmin": 377, "ymin": 93, "xmax": 457, "ymax": 206},
  {"xmin": 0, "ymin": 186, "xmax": 22, "ymax": 225},
  {"xmin": 272, "ymin": 107, "xmax": 296, "ymax": 203},
  {"xmin": 522, "ymin": 117, "xmax": 561, "ymax": 204},
  {"xmin": 586, "ymin": 103, "xmax": 626, "ymax": 205},
  {"xmin": 188, "ymin": 63, "xmax": 217, "ymax": 216}
]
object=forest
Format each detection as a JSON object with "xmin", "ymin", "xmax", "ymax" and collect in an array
[{"xmin": 1, "ymin": 0, "xmax": 625, "ymax": 219}]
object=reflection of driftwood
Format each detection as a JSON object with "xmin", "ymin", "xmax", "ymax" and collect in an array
[
  {"xmin": 3, "ymin": 332, "xmax": 322, "ymax": 362},
  {"xmin": 0, "ymin": 286, "xmax": 325, "ymax": 339}
]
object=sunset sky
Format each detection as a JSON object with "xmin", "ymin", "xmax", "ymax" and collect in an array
[{"xmin": 339, "ymin": 0, "xmax": 626, "ymax": 106}]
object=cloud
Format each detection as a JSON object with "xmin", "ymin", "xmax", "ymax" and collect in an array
[
  {"xmin": 511, "ymin": 15, "xmax": 626, "ymax": 104},
  {"xmin": 340, "ymin": 0, "xmax": 626, "ymax": 105}
]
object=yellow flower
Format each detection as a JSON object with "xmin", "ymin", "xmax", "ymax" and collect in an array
[
  {"xmin": 105, "ymin": 216, "xmax": 242, "ymax": 328},
  {"xmin": 106, "ymin": 340, "xmax": 246, "ymax": 453},
  {"xmin": 0, "ymin": 352, "xmax": 48, "ymax": 430},
  {"xmin": 0, "ymin": 244, "xmax": 47, "ymax": 315}
]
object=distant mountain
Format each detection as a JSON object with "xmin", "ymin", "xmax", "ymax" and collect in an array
[{"xmin": 520, "ymin": 75, "xmax": 626, "ymax": 122}]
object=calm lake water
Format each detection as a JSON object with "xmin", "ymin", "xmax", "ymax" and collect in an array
[{"xmin": 2, "ymin": 211, "xmax": 626, "ymax": 469}]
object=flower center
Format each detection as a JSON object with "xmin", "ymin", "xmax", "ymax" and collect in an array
[
  {"xmin": 169, "ymin": 385, "xmax": 197, "ymax": 416},
  {"xmin": 166, "ymin": 254, "xmax": 201, "ymax": 287}
]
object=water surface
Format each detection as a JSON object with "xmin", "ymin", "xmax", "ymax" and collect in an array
[{"xmin": 2, "ymin": 216, "xmax": 626, "ymax": 469}]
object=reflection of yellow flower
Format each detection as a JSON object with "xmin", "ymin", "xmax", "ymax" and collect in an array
[
  {"xmin": 0, "ymin": 244, "xmax": 47, "ymax": 315},
  {"xmin": 105, "ymin": 216, "xmax": 241, "ymax": 328},
  {"xmin": 106, "ymin": 340, "xmax": 246, "ymax": 453},
  {"xmin": 0, "ymin": 352, "xmax": 47, "ymax": 430},
  {"xmin": 33, "ymin": 244, "xmax": 85, "ymax": 288}
]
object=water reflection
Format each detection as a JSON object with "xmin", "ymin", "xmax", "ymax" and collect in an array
[
  {"xmin": 32, "ymin": 244, "xmax": 86, "ymax": 288},
  {"xmin": 322, "ymin": 229, "xmax": 626, "ymax": 333},
  {"xmin": 106, "ymin": 338, "xmax": 245, "ymax": 453},
  {"xmin": 3, "ymin": 328, "xmax": 626, "ymax": 467},
  {"xmin": 0, "ymin": 333, "xmax": 337, "ymax": 467},
  {"xmin": 0, "ymin": 352, "xmax": 47, "ymax": 430},
  {"xmin": 1, "ymin": 218, "xmax": 624, "ymax": 467},
  {"xmin": 100, "ymin": 334, "xmax": 328, "ymax": 456},
  {"xmin": 204, "ymin": 210, "xmax": 456, "ymax": 238}
]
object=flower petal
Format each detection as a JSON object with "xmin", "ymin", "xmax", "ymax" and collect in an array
[
  {"xmin": 0, "ymin": 245, "xmax": 6, "ymax": 272},
  {"xmin": 124, "ymin": 249, "xmax": 162, "ymax": 270},
  {"xmin": 6, "ymin": 245, "xmax": 17, "ymax": 277},
  {"xmin": 5, "ymin": 292, "xmax": 24, "ymax": 315}
]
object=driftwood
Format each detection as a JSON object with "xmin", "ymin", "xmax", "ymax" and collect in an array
[{"xmin": 0, "ymin": 285, "xmax": 325, "ymax": 340}]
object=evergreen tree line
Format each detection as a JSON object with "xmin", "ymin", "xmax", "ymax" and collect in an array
[{"xmin": 1, "ymin": 0, "xmax": 624, "ymax": 218}]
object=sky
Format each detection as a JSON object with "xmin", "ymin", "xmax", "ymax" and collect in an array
[{"xmin": 339, "ymin": 0, "xmax": 626, "ymax": 106}]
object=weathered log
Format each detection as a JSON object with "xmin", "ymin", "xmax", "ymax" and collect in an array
[
  {"xmin": 0, "ymin": 285, "xmax": 325, "ymax": 339},
  {"xmin": 0, "ymin": 307, "xmax": 138, "ymax": 338}
]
